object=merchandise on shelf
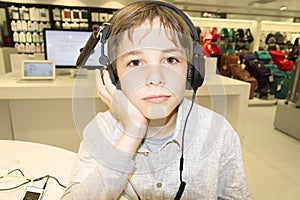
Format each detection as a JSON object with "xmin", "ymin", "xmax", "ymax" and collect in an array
[{"xmin": 3, "ymin": 2, "xmax": 117, "ymax": 53}]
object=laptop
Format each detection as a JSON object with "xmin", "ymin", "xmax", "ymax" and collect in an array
[{"xmin": 20, "ymin": 60, "xmax": 56, "ymax": 81}]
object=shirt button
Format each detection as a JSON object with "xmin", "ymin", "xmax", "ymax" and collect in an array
[
  {"xmin": 143, "ymin": 152, "xmax": 149, "ymax": 156},
  {"xmin": 156, "ymin": 183, "xmax": 162, "ymax": 188}
]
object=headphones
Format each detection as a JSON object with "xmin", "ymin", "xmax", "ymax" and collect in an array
[{"xmin": 90, "ymin": 0, "xmax": 205, "ymax": 91}]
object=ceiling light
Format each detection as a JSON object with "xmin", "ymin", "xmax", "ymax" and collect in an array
[{"xmin": 280, "ymin": 6, "xmax": 287, "ymax": 10}]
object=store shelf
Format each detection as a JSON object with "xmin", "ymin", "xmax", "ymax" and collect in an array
[
  {"xmin": 260, "ymin": 21, "xmax": 300, "ymax": 32},
  {"xmin": 2, "ymin": 1, "xmax": 117, "ymax": 53}
]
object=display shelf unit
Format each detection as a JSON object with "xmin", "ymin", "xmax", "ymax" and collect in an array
[
  {"xmin": 6, "ymin": 3, "xmax": 52, "ymax": 53},
  {"xmin": 49, "ymin": 6, "xmax": 116, "ymax": 30},
  {"xmin": 2, "ymin": 1, "xmax": 117, "ymax": 53},
  {"xmin": 190, "ymin": 17, "xmax": 300, "ymax": 52},
  {"xmin": 50, "ymin": 6, "xmax": 90, "ymax": 30},
  {"xmin": 258, "ymin": 21, "xmax": 300, "ymax": 51},
  {"xmin": 190, "ymin": 17, "xmax": 258, "ymax": 52},
  {"xmin": 260, "ymin": 21, "xmax": 300, "ymax": 33},
  {"xmin": 90, "ymin": 7, "xmax": 115, "ymax": 30}
]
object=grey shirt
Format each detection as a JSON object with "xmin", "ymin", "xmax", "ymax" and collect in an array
[{"xmin": 61, "ymin": 98, "xmax": 250, "ymax": 200}]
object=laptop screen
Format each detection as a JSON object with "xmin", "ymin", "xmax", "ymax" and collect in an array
[{"xmin": 22, "ymin": 60, "xmax": 55, "ymax": 80}]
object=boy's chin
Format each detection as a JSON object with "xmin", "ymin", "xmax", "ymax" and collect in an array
[
  {"xmin": 145, "ymin": 114, "xmax": 168, "ymax": 120},
  {"xmin": 142, "ymin": 105, "xmax": 176, "ymax": 120}
]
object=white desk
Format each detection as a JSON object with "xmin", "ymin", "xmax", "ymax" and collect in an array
[
  {"xmin": 0, "ymin": 70, "xmax": 250, "ymax": 151},
  {"xmin": 0, "ymin": 140, "xmax": 76, "ymax": 200}
]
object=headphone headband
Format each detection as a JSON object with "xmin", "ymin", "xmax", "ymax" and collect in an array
[
  {"xmin": 77, "ymin": 0, "xmax": 205, "ymax": 91},
  {"xmin": 131, "ymin": 1, "xmax": 202, "ymax": 56},
  {"xmin": 105, "ymin": 0, "xmax": 199, "ymax": 45},
  {"xmin": 100, "ymin": 0, "xmax": 202, "ymax": 63},
  {"xmin": 142, "ymin": 1, "xmax": 200, "ymax": 42}
]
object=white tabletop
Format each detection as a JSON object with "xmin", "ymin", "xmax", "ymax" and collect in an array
[
  {"xmin": 0, "ymin": 70, "xmax": 250, "ymax": 99},
  {"xmin": 0, "ymin": 140, "xmax": 77, "ymax": 200}
]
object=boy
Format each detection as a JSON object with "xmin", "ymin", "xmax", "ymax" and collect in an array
[{"xmin": 61, "ymin": 1, "xmax": 250, "ymax": 199}]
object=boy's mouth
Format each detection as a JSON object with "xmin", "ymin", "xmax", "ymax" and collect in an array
[{"xmin": 142, "ymin": 94, "xmax": 171, "ymax": 103}]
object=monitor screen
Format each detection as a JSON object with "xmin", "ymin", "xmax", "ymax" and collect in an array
[
  {"xmin": 21, "ymin": 60, "xmax": 55, "ymax": 80},
  {"xmin": 43, "ymin": 29, "xmax": 102, "ymax": 68}
]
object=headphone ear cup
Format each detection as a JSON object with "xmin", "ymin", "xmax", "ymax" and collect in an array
[
  {"xmin": 186, "ymin": 64, "xmax": 194, "ymax": 90},
  {"xmin": 193, "ymin": 55, "xmax": 205, "ymax": 89},
  {"xmin": 186, "ymin": 55, "xmax": 205, "ymax": 91},
  {"xmin": 106, "ymin": 64, "xmax": 121, "ymax": 90}
]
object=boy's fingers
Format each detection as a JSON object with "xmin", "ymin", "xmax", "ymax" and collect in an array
[
  {"xmin": 95, "ymin": 69, "xmax": 112, "ymax": 106},
  {"xmin": 95, "ymin": 69, "xmax": 108, "ymax": 97}
]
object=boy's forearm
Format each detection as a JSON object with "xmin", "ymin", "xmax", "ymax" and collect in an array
[
  {"xmin": 61, "ymin": 142, "xmax": 136, "ymax": 200},
  {"xmin": 61, "ymin": 166, "xmax": 130, "ymax": 200}
]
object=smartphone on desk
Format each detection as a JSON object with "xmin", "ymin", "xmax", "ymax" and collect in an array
[{"xmin": 20, "ymin": 186, "xmax": 44, "ymax": 200}]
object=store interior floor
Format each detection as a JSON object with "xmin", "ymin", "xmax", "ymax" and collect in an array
[{"xmin": 243, "ymin": 101, "xmax": 300, "ymax": 200}]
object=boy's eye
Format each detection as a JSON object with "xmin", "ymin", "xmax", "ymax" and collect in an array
[
  {"xmin": 128, "ymin": 59, "xmax": 143, "ymax": 67},
  {"xmin": 164, "ymin": 57, "xmax": 179, "ymax": 65}
]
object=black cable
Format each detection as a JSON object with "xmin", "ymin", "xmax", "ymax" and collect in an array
[
  {"xmin": 0, "ymin": 169, "xmax": 66, "ymax": 191},
  {"xmin": 48, "ymin": 175, "xmax": 66, "ymax": 188},
  {"xmin": 8, "ymin": 169, "xmax": 26, "ymax": 177},
  {"xmin": 0, "ymin": 169, "xmax": 31, "ymax": 191},
  {"xmin": 128, "ymin": 179, "xmax": 141, "ymax": 200},
  {"xmin": 0, "ymin": 180, "xmax": 31, "ymax": 191},
  {"xmin": 180, "ymin": 89, "xmax": 196, "ymax": 180},
  {"xmin": 175, "ymin": 89, "xmax": 197, "ymax": 200},
  {"xmin": 0, "ymin": 169, "xmax": 26, "ymax": 179},
  {"xmin": 43, "ymin": 175, "xmax": 50, "ymax": 190},
  {"xmin": 32, "ymin": 175, "xmax": 66, "ymax": 189}
]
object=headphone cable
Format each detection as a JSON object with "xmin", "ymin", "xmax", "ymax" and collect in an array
[{"xmin": 175, "ymin": 89, "xmax": 197, "ymax": 200}]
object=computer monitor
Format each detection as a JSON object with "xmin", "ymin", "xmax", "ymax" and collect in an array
[{"xmin": 43, "ymin": 29, "xmax": 102, "ymax": 68}]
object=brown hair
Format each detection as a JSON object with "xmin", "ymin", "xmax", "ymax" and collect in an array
[{"xmin": 107, "ymin": 1, "xmax": 193, "ymax": 63}]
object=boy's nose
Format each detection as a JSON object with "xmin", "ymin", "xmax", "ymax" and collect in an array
[{"xmin": 145, "ymin": 65, "xmax": 166, "ymax": 86}]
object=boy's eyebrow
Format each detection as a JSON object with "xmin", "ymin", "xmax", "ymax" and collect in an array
[{"xmin": 121, "ymin": 48, "xmax": 184, "ymax": 58}]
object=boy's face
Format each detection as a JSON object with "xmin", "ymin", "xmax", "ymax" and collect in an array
[{"xmin": 115, "ymin": 18, "xmax": 188, "ymax": 119}]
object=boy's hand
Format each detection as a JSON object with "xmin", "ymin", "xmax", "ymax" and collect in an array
[{"xmin": 95, "ymin": 69, "xmax": 147, "ymax": 139}]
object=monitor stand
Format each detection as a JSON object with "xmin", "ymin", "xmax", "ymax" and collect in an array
[
  {"xmin": 56, "ymin": 68, "xmax": 88, "ymax": 78},
  {"xmin": 71, "ymin": 68, "xmax": 88, "ymax": 78},
  {"xmin": 56, "ymin": 68, "xmax": 73, "ymax": 76}
]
